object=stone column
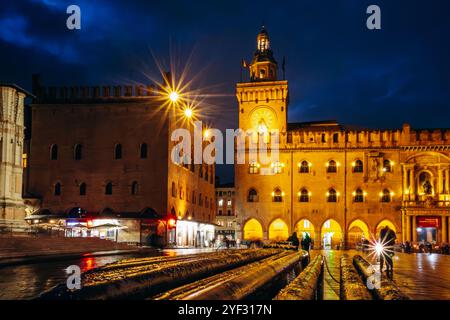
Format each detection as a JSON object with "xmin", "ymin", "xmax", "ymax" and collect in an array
[
  {"xmin": 438, "ymin": 168, "xmax": 444, "ymax": 194},
  {"xmin": 314, "ymin": 232, "xmax": 321, "ymax": 250},
  {"xmin": 406, "ymin": 214, "xmax": 411, "ymax": 242},
  {"xmin": 445, "ymin": 169, "xmax": 450, "ymax": 194},
  {"xmin": 412, "ymin": 215, "xmax": 417, "ymax": 242},
  {"xmin": 401, "ymin": 212, "xmax": 406, "ymax": 243},
  {"xmin": 403, "ymin": 165, "xmax": 408, "ymax": 200},
  {"xmin": 442, "ymin": 216, "xmax": 448, "ymax": 244},
  {"xmin": 409, "ymin": 167, "xmax": 415, "ymax": 200}
]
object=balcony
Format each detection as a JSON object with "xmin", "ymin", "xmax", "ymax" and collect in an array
[{"xmin": 402, "ymin": 194, "xmax": 450, "ymax": 208}]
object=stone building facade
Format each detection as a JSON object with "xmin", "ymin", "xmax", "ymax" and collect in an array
[
  {"xmin": 25, "ymin": 77, "xmax": 216, "ymax": 246},
  {"xmin": 0, "ymin": 84, "xmax": 29, "ymax": 220},
  {"xmin": 215, "ymin": 183, "xmax": 237, "ymax": 241},
  {"xmin": 235, "ymin": 27, "xmax": 450, "ymax": 248}
]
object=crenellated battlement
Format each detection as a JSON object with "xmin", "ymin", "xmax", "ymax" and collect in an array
[{"xmin": 283, "ymin": 122, "xmax": 450, "ymax": 149}]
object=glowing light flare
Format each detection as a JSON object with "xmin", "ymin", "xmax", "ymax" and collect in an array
[
  {"xmin": 169, "ymin": 91, "xmax": 179, "ymax": 103},
  {"xmin": 184, "ymin": 107, "xmax": 193, "ymax": 118}
]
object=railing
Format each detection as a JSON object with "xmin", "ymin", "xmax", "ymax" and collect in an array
[{"xmin": 402, "ymin": 200, "xmax": 450, "ymax": 208}]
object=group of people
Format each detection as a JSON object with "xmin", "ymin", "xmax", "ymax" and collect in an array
[
  {"xmin": 287, "ymin": 231, "xmax": 312, "ymax": 252},
  {"xmin": 400, "ymin": 241, "xmax": 450, "ymax": 254}
]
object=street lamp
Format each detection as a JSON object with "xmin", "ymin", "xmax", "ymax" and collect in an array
[
  {"xmin": 169, "ymin": 91, "xmax": 179, "ymax": 103},
  {"xmin": 184, "ymin": 107, "xmax": 193, "ymax": 118}
]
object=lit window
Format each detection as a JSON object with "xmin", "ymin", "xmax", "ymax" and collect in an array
[
  {"xmin": 299, "ymin": 161, "xmax": 310, "ymax": 173},
  {"xmin": 298, "ymin": 188, "xmax": 310, "ymax": 202},
  {"xmin": 327, "ymin": 188, "xmax": 337, "ymax": 202},
  {"xmin": 218, "ymin": 199, "xmax": 224, "ymax": 206},
  {"xmin": 22, "ymin": 153, "xmax": 28, "ymax": 168},
  {"xmin": 272, "ymin": 188, "xmax": 283, "ymax": 202},
  {"xmin": 354, "ymin": 188, "xmax": 364, "ymax": 202},
  {"xmin": 304, "ymin": 220, "xmax": 310, "ymax": 229},
  {"xmin": 324, "ymin": 220, "xmax": 331, "ymax": 229},
  {"xmin": 353, "ymin": 160, "xmax": 363, "ymax": 173},
  {"xmin": 381, "ymin": 189, "xmax": 391, "ymax": 202},
  {"xmin": 247, "ymin": 188, "xmax": 258, "ymax": 202},
  {"xmin": 248, "ymin": 162, "xmax": 260, "ymax": 174},
  {"xmin": 383, "ymin": 159, "xmax": 392, "ymax": 173},
  {"xmin": 227, "ymin": 200, "xmax": 232, "ymax": 206},
  {"xmin": 272, "ymin": 161, "xmax": 284, "ymax": 174},
  {"xmin": 326, "ymin": 160, "xmax": 337, "ymax": 173}
]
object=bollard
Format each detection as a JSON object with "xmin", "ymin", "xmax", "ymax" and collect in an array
[
  {"xmin": 340, "ymin": 254, "xmax": 372, "ymax": 300},
  {"xmin": 353, "ymin": 255, "xmax": 410, "ymax": 300},
  {"xmin": 274, "ymin": 254, "xmax": 323, "ymax": 300}
]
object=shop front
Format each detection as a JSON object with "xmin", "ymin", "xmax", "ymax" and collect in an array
[
  {"xmin": 416, "ymin": 216, "xmax": 441, "ymax": 243},
  {"xmin": 176, "ymin": 219, "xmax": 215, "ymax": 248}
]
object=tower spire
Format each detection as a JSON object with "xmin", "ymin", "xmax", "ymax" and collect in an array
[{"xmin": 249, "ymin": 25, "xmax": 278, "ymax": 81}]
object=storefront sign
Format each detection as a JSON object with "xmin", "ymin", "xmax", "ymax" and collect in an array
[{"xmin": 416, "ymin": 216, "xmax": 441, "ymax": 228}]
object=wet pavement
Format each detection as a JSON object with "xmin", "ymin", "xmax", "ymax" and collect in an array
[
  {"xmin": 319, "ymin": 249, "xmax": 450, "ymax": 300},
  {"xmin": 0, "ymin": 248, "xmax": 215, "ymax": 300}
]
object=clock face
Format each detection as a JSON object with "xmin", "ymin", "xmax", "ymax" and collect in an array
[{"xmin": 250, "ymin": 107, "xmax": 276, "ymax": 132}]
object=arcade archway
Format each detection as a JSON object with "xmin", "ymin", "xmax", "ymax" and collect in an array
[
  {"xmin": 321, "ymin": 219, "xmax": 343, "ymax": 249},
  {"xmin": 268, "ymin": 218, "xmax": 289, "ymax": 241},
  {"xmin": 295, "ymin": 219, "xmax": 315, "ymax": 242},
  {"xmin": 243, "ymin": 218, "xmax": 263, "ymax": 241},
  {"xmin": 348, "ymin": 219, "xmax": 370, "ymax": 248}
]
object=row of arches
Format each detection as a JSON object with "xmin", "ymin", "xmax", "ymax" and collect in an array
[{"xmin": 243, "ymin": 218, "xmax": 397, "ymax": 248}]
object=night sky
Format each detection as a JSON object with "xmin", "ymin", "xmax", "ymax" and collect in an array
[{"xmin": 2, "ymin": 0, "xmax": 450, "ymax": 183}]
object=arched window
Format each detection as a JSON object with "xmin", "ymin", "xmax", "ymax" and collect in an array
[
  {"xmin": 321, "ymin": 133, "xmax": 326, "ymax": 143},
  {"xmin": 74, "ymin": 144, "xmax": 82, "ymax": 160},
  {"xmin": 381, "ymin": 189, "xmax": 391, "ymax": 202},
  {"xmin": 54, "ymin": 182, "xmax": 61, "ymax": 196},
  {"xmin": 131, "ymin": 181, "xmax": 138, "ymax": 195},
  {"xmin": 114, "ymin": 144, "xmax": 122, "ymax": 159},
  {"xmin": 50, "ymin": 144, "xmax": 58, "ymax": 160},
  {"xmin": 79, "ymin": 183, "xmax": 86, "ymax": 196},
  {"xmin": 353, "ymin": 160, "xmax": 363, "ymax": 173},
  {"xmin": 327, "ymin": 188, "xmax": 337, "ymax": 202},
  {"xmin": 272, "ymin": 188, "xmax": 283, "ymax": 202},
  {"xmin": 140, "ymin": 143, "xmax": 148, "ymax": 159},
  {"xmin": 354, "ymin": 188, "xmax": 364, "ymax": 202},
  {"xmin": 383, "ymin": 159, "xmax": 392, "ymax": 173},
  {"xmin": 327, "ymin": 160, "xmax": 337, "ymax": 173},
  {"xmin": 272, "ymin": 161, "xmax": 284, "ymax": 174},
  {"xmin": 299, "ymin": 160, "xmax": 310, "ymax": 173},
  {"xmin": 248, "ymin": 161, "xmax": 259, "ymax": 174},
  {"xmin": 105, "ymin": 182, "xmax": 113, "ymax": 195},
  {"xmin": 171, "ymin": 182, "xmax": 177, "ymax": 197},
  {"xmin": 247, "ymin": 188, "xmax": 258, "ymax": 202},
  {"xmin": 299, "ymin": 188, "xmax": 310, "ymax": 202}
]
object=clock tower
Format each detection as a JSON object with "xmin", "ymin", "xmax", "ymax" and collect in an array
[{"xmin": 236, "ymin": 25, "xmax": 288, "ymax": 135}]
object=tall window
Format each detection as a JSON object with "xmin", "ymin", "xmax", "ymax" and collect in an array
[
  {"xmin": 131, "ymin": 181, "xmax": 138, "ymax": 195},
  {"xmin": 54, "ymin": 182, "xmax": 61, "ymax": 196},
  {"xmin": 381, "ymin": 189, "xmax": 391, "ymax": 202},
  {"xmin": 272, "ymin": 188, "xmax": 283, "ymax": 202},
  {"xmin": 50, "ymin": 144, "xmax": 58, "ymax": 160},
  {"xmin": 248, "ymin": 162, "xmax": 259, "ymax": 174},
  {"xmin": 247, "ymin": 188, "xmax": 258, "ymax": 202},
  {"xmin": 140, "ymin": 143, "xmax": 148, "ymax": 159},
  {"xmin": 79, "ymin": 183, "xmax": 86, "ymax": 196},
  {"xmin": 327, "ymin": 188, "xmax": 337, "ymax": 202},
  {"xmin": 299, "ymin": 188, "xmax": 310, "ymax": 202},
  {"xmin": 333, "ymin": 133, "xmax": 339, "ymax": 143},
  {"xmin": 321, "ymin": 133, "xmax": 326, "ymax": 143},
  {"xmin": 383, "ymin": 159, "xmax": 392, "ymax": 173},
  {"xmin": 353, "ymin": 160, "xmax": 363, "ymax": 173},
  {"xmin": 105, "ymin": 182, "xmax": 113, "ymax": 195},
  {"xmin": 74, "ymin": 144, "xmax": 82, "ymax": 160},
  {"xmin": 299, "ymin": 160, "xmax": 310, "ymax": 173},
  {"xmin": 354, "ymin": 188, "xmax": 364, "ymax": 202},
  {"xmin": 114, "ymin": 144, "xmax": 122, "ymax": 159},
  {"xmin": 327, "ymin": 160, "xmax": 337, "ymax": 173}
]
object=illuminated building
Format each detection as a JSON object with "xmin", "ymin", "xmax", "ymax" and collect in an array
[
  {"xmin": 24, "ymin": 75, "xmax": 216, "ymax": 247},
  {"xmin": 235, "ymin": 26, "xmax": 450, "ymax": 248},
  {"xmin": 215, "ymin": 183, "xmax": 237, "ymax": 242},
  {"xmin": 0, "ymin": 84, "xmax": 30, "ymax": 221}
]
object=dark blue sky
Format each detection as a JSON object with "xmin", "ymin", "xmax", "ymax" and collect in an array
[{"xmin": 2, "ymin": 0, "xmax": 450, "ymax": 183}]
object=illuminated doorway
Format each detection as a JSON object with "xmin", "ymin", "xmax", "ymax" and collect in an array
[
  {"xmin": 347, "ymin": 219, "xmax": 370, "ymax": 248},
  {"xmin": 321, "ymin": 219, "xmax": 343, "ymax": 249},
  {"xmin": 296, "ymin": 219, "xmax": 315, "ymax": 245},
  {"xmin": 268, "ymin": 218, "xmax": 289, "ymax": 241},
  {"xmin": 243, "ymin": 218, "xmax": 263, "ymax": 241}
]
